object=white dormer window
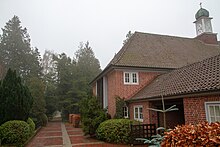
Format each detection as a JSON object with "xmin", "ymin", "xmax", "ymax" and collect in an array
[{"xmin": 124, "ymin": 72, "xmax": 139, "ymax": 85}]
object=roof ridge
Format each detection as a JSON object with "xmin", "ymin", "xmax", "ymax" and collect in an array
[{"xmin": 135, "ymin": 31, "xmax": 196, "ymax": 40}]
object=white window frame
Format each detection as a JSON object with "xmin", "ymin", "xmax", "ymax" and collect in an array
[
  {"xmin": 123, "ymin": 72, "xmax": 139, "ymax": 85},
  {"xmin": 134, "ymin": 105, "xmax": 143, "ymax": 122},
  {"xmin": 123, "ymin": 106, "xmax": 129, "ymax": 118},
  {"xmin": 205, "ymin": 101, "xmax": 220, "ymax": 123}
]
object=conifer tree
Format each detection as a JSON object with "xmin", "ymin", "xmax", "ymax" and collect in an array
[
  {"xmin": 0, "ymin": 16, "xmax": 40, "ymax": 80},
  {"xmin": 0, "ymin": 69, "xmax": 33, "ymax": 125}
]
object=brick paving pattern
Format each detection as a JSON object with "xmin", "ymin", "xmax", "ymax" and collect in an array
[
  {"xmin": 27, "ymin": 121, "xmax": 146, "ymax": 147},
  {"xmin": 26, "ymin": 122, "xmax": 63, "ymax": 147}
]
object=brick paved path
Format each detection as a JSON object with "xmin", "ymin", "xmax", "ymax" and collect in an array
[{"xmin": 27, "ymin": 121, "xmax": 146, "ymax": 147}]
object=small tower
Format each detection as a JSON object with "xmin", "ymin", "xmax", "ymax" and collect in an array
[{"xmin": 194, "ymin": 4, "xmax": 218, "ymax": 44}]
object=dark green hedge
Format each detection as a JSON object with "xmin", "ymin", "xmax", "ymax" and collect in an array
[
  {"xmin": 0, "ymin": 120, "xmax": 30, "ymax": 146},
  {"xmin": 96, "ymin": 119, "xmax": 137, "ymax": 144}
]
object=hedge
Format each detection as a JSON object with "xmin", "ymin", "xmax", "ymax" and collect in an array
[{"xmin": 96, "ymin": 119, "xmax": 138, "ymax": 144}]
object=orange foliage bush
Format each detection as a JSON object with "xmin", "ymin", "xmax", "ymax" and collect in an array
[{"xmin": 161, "ymin": 122, "xmax": 220, "ymax": 147}]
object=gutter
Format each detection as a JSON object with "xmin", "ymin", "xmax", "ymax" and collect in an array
[{"xmin": 127, "ymin": 90, "xmax": 220, "ymax": 102}]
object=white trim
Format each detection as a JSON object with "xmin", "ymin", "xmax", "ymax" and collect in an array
[
  {"xmin": 134, "ymin": 105, "xmax": 143, "ymax": 122},
  {"xmin": 103, "ymin": 76, "xmax": 108, "ymax": 110},
  {"xmin": 123, "ymin": 72, "xmax": 139, "ymax": 85},
  {"xmin": 205, "ymin": 101, "xmax": 220, "ymax": 123}
]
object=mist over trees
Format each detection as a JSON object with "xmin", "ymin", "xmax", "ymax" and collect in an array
[{"xmin": 0, "ymin": 15, "xmax": 102, "ymax": 121}]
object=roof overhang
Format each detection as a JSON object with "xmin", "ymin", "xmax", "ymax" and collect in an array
[{"xmin": 127, "ymin": 90, "xmax": 220, "ymax": 103}]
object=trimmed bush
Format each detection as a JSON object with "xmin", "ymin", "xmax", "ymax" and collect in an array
[
  {"xmin": 161, "ymin": 122, "xmax": 220, "ymax": 146},
  {"xmin": 38, "ymin": 113, "xmax": 48, "ymax": 126},
  {"xmin": 27, "ymin": 118, "xmax": 35, "ymax": 135},
  {"xmin": 96, "ymin": 119, "xmax": 137, "ymax": 144},
  {"xmin": 0, "ymin": 120, "xmax": 30, "ymax": 146}
]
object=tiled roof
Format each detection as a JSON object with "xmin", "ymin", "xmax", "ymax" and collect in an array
[
  {"xmin": 130, "ymin": 54, "xmax": 220, "ymax": 100},
  {"xmin": 109, "ymin": 32, "xmax": 220, "ymax": 69}
]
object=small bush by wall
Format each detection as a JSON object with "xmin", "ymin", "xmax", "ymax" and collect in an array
[
  {"xmin": 161, "ymin": 122, "xmax": 220, "ymax": 146},
  {"xmin": 27, "ymin": 118, "xmax": 35, "ymax": 135},
  {"xmin": 96, "ymin": 119, "xmax": 137, "ymax": 144},
  {"xmin": 0, "ymin": 120, "xmax": 30, "ymax": 146},
  {"xmin": 38, "ymin": 113, "xmax": 48, "ymax": 126}
]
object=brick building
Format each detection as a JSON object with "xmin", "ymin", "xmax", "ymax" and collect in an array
[{"xmin": 91, "ymin": 7, "xmax": 220, "ymax": 127}]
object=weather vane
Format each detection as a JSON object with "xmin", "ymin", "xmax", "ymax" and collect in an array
[{"xmin": 200, "ymin": 2, "xmax": 202, "ymax": 8}]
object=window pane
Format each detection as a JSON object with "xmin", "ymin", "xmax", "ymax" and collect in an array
[
  {"xmin": 217, "ymin": 117, "xmax": 220, "ymax": 122},
  {"xmin": 140, "ymin": 113, "xmax": 143, "ymax": 119},
  {"xmin": 139, "ymin": 107, "xmax": 143, "ymax": 113},
  {"xmin": 132, "ymin": 73, "xmax": 137, "ymax": 83},
  {"xmin": 139, "ymin": 107, "xmax": 143, "ymax": 119},
  {"xmin": 211, "ymin": 117, "xmax": 215, "ymax": 122},
  {"xmin": 215, "ymin": 106, "xmax": 220, "ymax": 117},
  {"xmin": 209, "ymin": 106, "xmax": 215, "ymax": 116},
  {"xmin": 135, "ymin": 108, "xmax": 138, "ymax": 118},
  {"xmin": 124, "ymin": 73, "xmax": 130, "ymax": 83},
  {"xmin": 123, "ymin": 107, "xmax": 128, "ymax": 117}
]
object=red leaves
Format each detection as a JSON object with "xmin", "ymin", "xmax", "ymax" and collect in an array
[{"xmin": 161, "ymin": 122, "xmax": 220, "ymax": 147}]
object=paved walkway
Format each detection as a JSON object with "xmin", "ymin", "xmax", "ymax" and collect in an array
[{"xmin": 26, "ymin": 121, "xmax": 141, "ymax": 147}]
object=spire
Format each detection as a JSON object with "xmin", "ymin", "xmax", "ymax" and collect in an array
[{"xmin": 200, "ymin": 2, "xmax": 202, "ymax": 8}]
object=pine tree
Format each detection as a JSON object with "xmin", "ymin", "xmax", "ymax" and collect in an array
[
  {"xmin": 0, "ymin": 68, "xmax": 33, "ymax": 125},
  {"xmin": 75, "ymin": 41, "xmax": 102, "ymax": 97},
  {"xmin": 123, "ymin": 31, "xmax": 134, "ymax": 45},
  {"xmin": 0, "ymin": 16, "xmax": 40, "ymax": 80}
]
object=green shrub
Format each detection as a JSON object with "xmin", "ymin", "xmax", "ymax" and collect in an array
[
  {"xmin": 38, "ymin": 113, "xmax": 48, "ymax": 126},
  {"xmin": 27, "ymin": 118, "xmax": 35, "ymax": 135},
  {"xmin": 0, "ymin": 120, "xmax": 30, "ymax": 146},
  {"xmin": 96, "ymin": 119, "xmax": 137, "ymax": 144},
  {"xmin": 79, "ymin": 97, "xmax": 108, "ymax": 136},
  {"xmin": 161, "ymin": 122, "xmax": 220, "ymax": 146}
]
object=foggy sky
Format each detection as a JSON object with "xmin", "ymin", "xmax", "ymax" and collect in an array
[{"xmin": 1, "ymin": 0, "xmax": 220, "ymax": 69}]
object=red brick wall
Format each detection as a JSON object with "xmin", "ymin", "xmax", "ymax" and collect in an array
[
  {"xmin": 183, "ymin": 95, "xmax": 220, "ymax": 124},
  {"xmin": 195, "ymin": 33, "xmax": 218, "ymax": 44},
  {"xmin": 149, "ymin": 102, "xmax": 158, "ymax": 125},
  {"xmin": 107, "ymin": 70, "xmax": 159, "ymax": 117}
]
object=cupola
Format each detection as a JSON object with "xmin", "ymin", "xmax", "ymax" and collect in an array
[
  {"xmin": 195, "ymin": 8, "xmax": 209, "ymax": 20},
  {"xmin": 194, "ymin": 3, "xmax": 218, "ymax": 45}
]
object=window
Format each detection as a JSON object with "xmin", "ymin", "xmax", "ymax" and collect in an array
[
  {"xmin": 134, "ymin": 106, "xmax": 143, "ymax": 122},
  {"xmin": 124, "ymin": 72, "xmax": 138, "ymax": 84},
  {"xmin": 123, "ymin": 106, "xmax": 129, "ymax": 118},
  {"xmin": 205, "ymin": 102, "xmax": 220, "ymax": 123}
]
